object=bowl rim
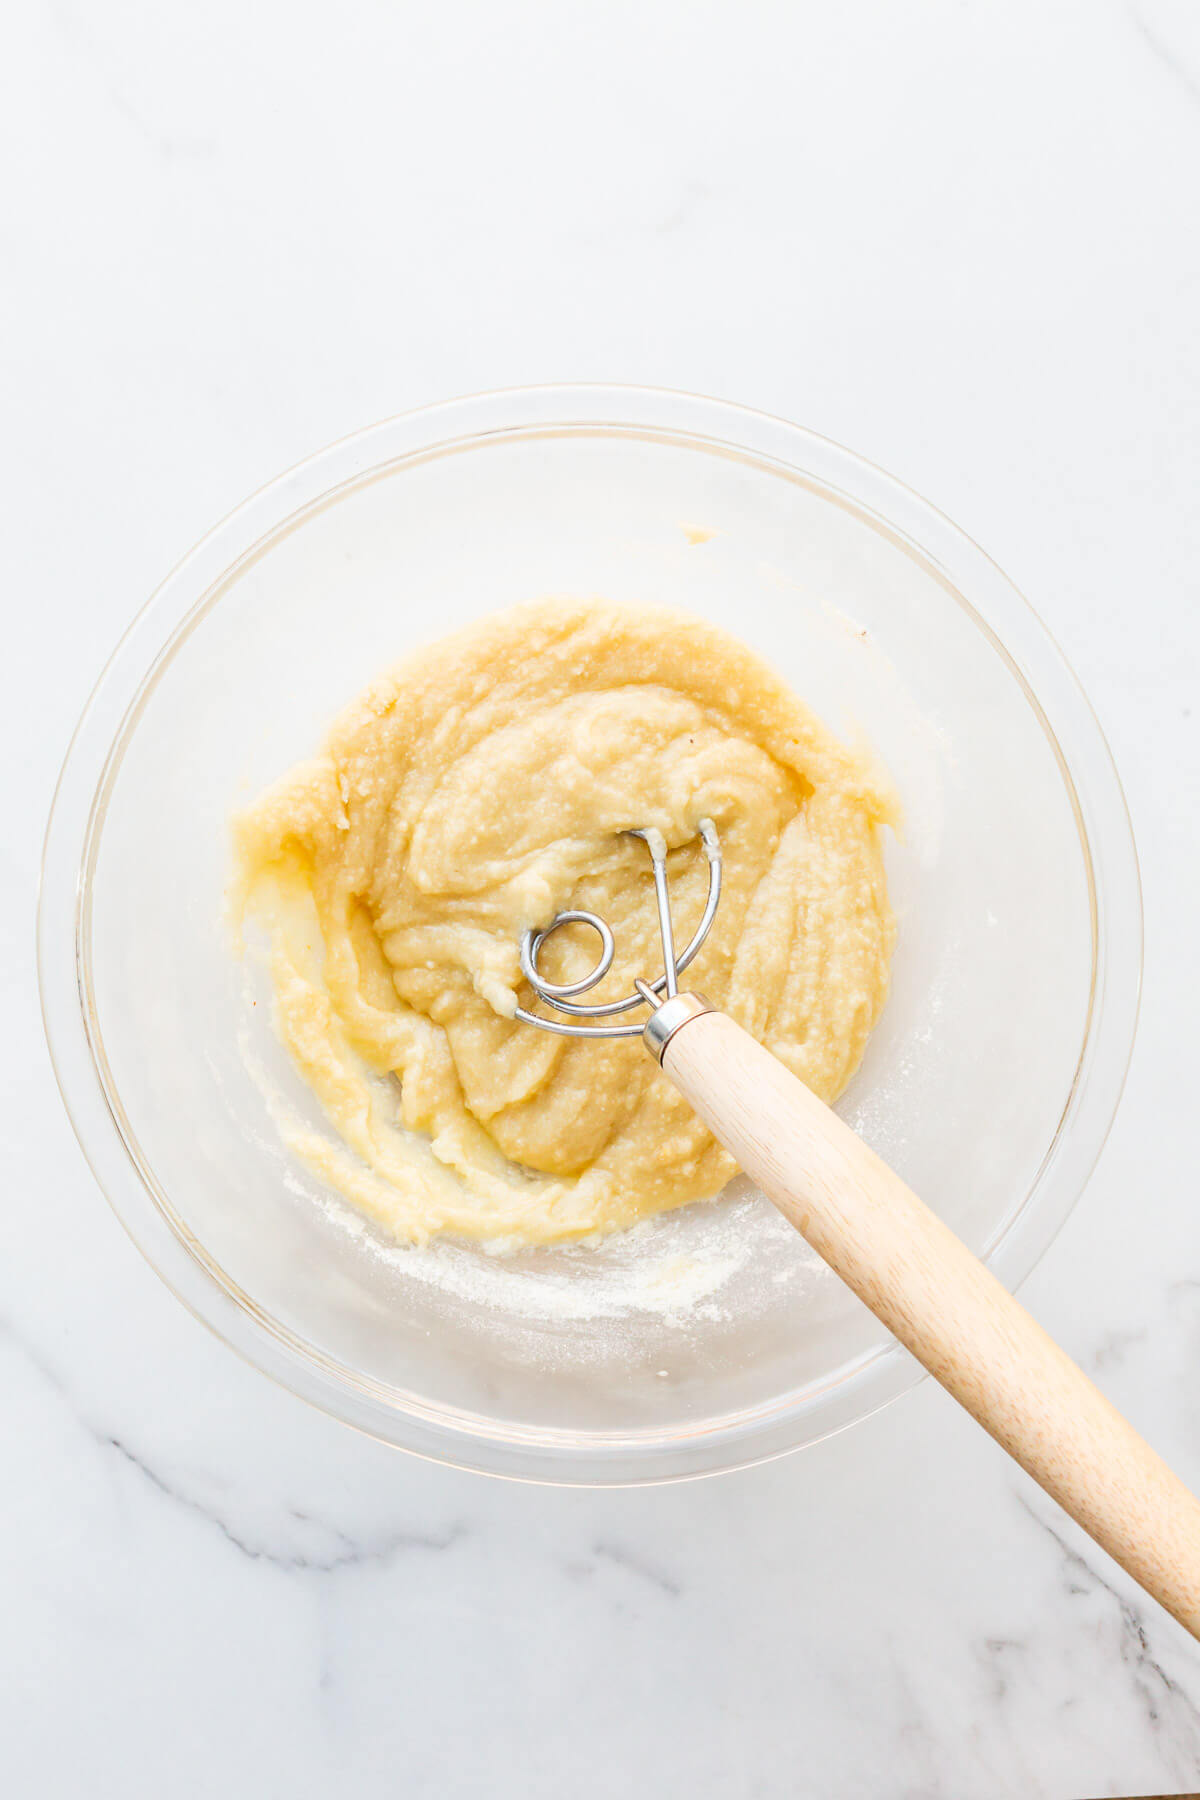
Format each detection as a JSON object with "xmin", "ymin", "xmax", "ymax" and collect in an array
[{"xmin": 37, "ymin": 382, "xmax": 1143, "ymax": 1484}]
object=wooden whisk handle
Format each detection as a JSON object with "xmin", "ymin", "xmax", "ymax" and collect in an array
[{"xmin": 659, "ymin": 1006, "xmax": 1200, "ymax": 1639}]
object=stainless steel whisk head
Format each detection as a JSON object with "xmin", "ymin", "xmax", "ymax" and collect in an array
[{"xmin": 515, "ymin": 819, "xmax": 722, "ymax": 1039}]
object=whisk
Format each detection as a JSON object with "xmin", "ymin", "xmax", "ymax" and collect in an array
[{"xmin": 517, "ymin": 820, "xmax": 1200, "ymax": 1640}]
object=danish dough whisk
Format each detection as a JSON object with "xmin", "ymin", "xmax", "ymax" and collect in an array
[{"xmin": 516, "ymin": 818, "xmax": 1200, "ymax": 1641}]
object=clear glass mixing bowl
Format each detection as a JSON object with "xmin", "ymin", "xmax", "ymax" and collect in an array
[{"xmin": 39, "ymin": 386, "xmax": 1141, "ymax": 1482}]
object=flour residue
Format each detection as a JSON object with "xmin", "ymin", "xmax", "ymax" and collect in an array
[
  {"xmin": 243, "ymin": 1016, "xmax": 790, "ymax": 1326},
  {"xmin": 301, "ymin": 1181, "xmax": 752, "ymax": 1325}
]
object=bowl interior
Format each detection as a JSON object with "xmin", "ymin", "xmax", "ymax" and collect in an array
[{"xmin": 82, "ymin": 422, "xmax": 1093, "ymax": 1457}]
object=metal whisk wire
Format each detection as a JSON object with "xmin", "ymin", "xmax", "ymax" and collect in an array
[{"xmin": 514, "ymin": 819, "xmax": 722, "ymax": 1039}]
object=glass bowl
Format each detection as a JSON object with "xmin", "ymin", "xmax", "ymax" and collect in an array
[{"xmin": 38, "ymin": 385, "xmax": 1141, "ymax": 1483}]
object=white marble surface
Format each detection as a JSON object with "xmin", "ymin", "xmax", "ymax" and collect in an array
[{"xmin": 6, "ymin": 1, "xmax": 1200, "ymax": 1793}]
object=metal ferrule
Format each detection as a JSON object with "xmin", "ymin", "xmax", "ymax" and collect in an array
[{"xmin": 642, "ymin": 991, "xmax": 715, "ymax": 1064}]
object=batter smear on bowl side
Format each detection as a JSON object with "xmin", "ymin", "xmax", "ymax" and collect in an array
[{"xmin": 233, "ymin": 600, "xmax": 898, "ymax": 1245}]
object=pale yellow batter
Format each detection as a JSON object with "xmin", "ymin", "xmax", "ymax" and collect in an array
[{"xmin": 234, "ymin": 601, "xmax": 897, "ymax": 1246}]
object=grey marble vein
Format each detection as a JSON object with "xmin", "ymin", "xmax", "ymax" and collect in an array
[
  {"xmin": 2, "ymin": 1313, "xmax": 465, "ymax": 1575},
  {"xmin": 655, "ymin": 179, "xmax": 711, "ymax": 238},
  {"xmin": 975, "ymin": 1635, "xmax": 1028, "ymax": 1705},
  {"xmin": 1090, "ymin": 1324, "xmax": 1149, "ymax": 1370},
  {"xmin": 1130, "ymin": 4, "xmax": 1200, "ymax": 110},
  {"xmin": 886, "ymin": 1647, "xmax": 954, "ymax": 1800},
  {"xmin": 1018, "ymin": 1497, "xmax": 1200, "ymax": 1768},
  {"xmin": 48, "ymin": 1, "xmax": 216, "ymax": 161},
  {"xmin": 106, "ymin": 1434, "xmax": 466, "ymax": 1573},
  {"xmin": 567, "ymin": 1539, "xmax": 683, "ymax": 1597}
]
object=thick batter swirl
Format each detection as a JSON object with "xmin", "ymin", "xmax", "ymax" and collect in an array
[{"xmin": 234, "ymin": 601, "xmax": 897, "ymax": 1245}]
